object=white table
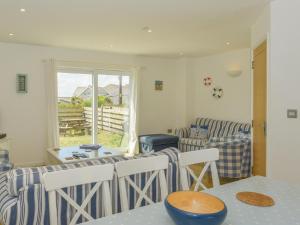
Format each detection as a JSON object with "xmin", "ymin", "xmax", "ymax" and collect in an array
[
  {"xmin": 80, "ymin": 176, "xmax": 300, "ymax": 225},
  {"xmin": 47, "ymin": 146, "xmax": 124, "ymax": 164}
]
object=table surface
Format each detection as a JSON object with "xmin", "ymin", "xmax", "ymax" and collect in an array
[
  {"xmin": 48, "ymin": 146, "xmax": 125, "ymax": 164},
  {"xmin": 80, "ymin": 176, "xmax": 300, "ymax": 225}
]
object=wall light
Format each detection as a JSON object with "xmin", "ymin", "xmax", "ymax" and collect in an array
[{"xmin": 227, "ymin": 69, "xmax": 242, "ymax": 77}]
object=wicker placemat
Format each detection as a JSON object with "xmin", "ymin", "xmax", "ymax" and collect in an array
[{"xmin": 236, "ymin": 192, "xmax": 275, "ymax": 207}]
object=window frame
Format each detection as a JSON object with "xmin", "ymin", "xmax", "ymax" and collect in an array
[{"xmin": 56, "ymin": 68, "xmax": 132, "ymax": 147}]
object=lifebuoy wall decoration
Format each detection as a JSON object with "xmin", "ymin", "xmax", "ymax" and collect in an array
[
  {"xmin": 212, "ymin": 86, "xmax": 223, "ymax": 99},
  {"xmin": 203, "ymin": 76, "xmax": 212, "ymax": 86}
]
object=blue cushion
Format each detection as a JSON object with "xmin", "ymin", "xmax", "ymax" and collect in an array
[
  {"xmin": 190, "ymin": 125, "xmax": 208, "ymax": 139},
  {"xmin": 238, "ymin": 128, "xmax": 251, "ymax": 134},
  {"xmin": 139, "ymin": 134, "xmax": 179, "ymax": 146}
]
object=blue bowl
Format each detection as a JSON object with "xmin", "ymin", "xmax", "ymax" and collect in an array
[{"xmin": 164, "ymin": 191, "xmax": 227, "ymax": 225}]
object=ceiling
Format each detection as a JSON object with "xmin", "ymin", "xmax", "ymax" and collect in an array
[{"xmin": 0, "ymin": 0, "xmax": 269, "ymax": 57}]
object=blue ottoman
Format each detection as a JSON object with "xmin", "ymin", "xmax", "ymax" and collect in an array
[{"xmin": 139, "ymin": 134, "xmax": 179, "ymax": 153}]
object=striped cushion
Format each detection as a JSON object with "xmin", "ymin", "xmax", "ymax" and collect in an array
[
  {"xmin": 195, "ymin": 118, "xmax": 223, "ymax": 138},
  {"xmin": 195, "ymin": 118, "xmax": 251, "ymax": 138},
  {"xmin": 220, "ymin": 121, "xmax": 251, "ymax": 137}
]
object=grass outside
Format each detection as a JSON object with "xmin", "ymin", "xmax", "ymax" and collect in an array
[{"xmin": 59, "ymin": 130, "xmax": 129, "ymax": 148}]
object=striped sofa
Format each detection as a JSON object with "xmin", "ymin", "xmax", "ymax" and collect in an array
[
  {"xmin": 0, "ymin": 148, "xmax": 181, "ymax": 225},
  {"xmin": 175, "ymin": 118, "xmax": 251, "ymax": 178}
]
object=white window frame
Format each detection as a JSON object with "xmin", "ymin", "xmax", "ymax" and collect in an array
[{"xmin": 57, "ymin": 68, "xmax": 132, "ymax": 147}]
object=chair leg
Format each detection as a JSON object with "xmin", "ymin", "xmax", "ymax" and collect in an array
[
  {"xmin": 210, "ymin": 162, "xmax": 220, "ymax": 187},
  {"xmin": 159, "ymin": 170, "xmax": 168, "ymax": 199},
  {"xmin": 118, "ymin": 177, "xmax": 129, "ymax": 211},
  {"xmin": 49, "ymin": 190, "xmax": 58, "ymax": 225}
]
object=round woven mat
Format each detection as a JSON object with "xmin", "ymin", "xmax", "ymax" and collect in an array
[{"xmin": 236, "ymin": 192, "xmax": 275, "ymax": 207}]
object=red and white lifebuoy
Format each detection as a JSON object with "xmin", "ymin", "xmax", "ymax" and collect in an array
[{"xmin": 203, "ymin": 77, "xmax": 212, "ymax": 86}]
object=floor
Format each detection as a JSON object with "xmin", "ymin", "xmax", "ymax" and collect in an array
[{"xmin": 190, "ymin": 163, "xmax": 241, "ymax": 189}]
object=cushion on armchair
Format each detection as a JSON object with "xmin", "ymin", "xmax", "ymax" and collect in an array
[
  {"xmin": 0, "ymin": 150, "xmax": 13, "ymax": 173},
  {"xmin": 189, "ymin": 125, "xmax": 208, "ymax": 139}
]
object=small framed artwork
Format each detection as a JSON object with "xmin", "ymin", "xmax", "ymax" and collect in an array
[
  {"xmin": 16, "ymin": 74, "xmax": 28, "ymax": 93},
  {"xmin": 155, "ymin": 80, "xmax": 163, "ymax": 91}
]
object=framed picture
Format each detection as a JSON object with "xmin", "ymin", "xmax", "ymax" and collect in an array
[
  {"xmin": 16, "ymin": 74, "xmax": 28, "ymax": 93},
  {"xmin": 155, "ymin": 80, "xmax": 163, "ymax": 91}
]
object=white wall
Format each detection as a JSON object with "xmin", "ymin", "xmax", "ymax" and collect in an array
[
  {"xmin": 268, "ymin": 0, "xmax": 300, "ymax": 184},
  {"xmin": 186, "ymin": 49, "xmax": 252, "ymax": 124},
  {"xmin": 251, "ymin": 5, "xmax": 270, "ymax": 49},
  {"xmin": 0, "ymin": 42, "xmax": 186, "ymax": 166}
]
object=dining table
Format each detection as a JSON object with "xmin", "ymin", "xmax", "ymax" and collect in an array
[{"xmin": 80, "ymin": 176, "xmax": 300, "ymax": 225}]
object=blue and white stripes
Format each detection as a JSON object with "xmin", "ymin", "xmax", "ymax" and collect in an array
[
  {"xmin": 0, "ymin": 148, "xmax": 181, "ymax": 225},
  {"xmin": 175, "ymin": 118, "xmax": 251, "ymax": 179}
]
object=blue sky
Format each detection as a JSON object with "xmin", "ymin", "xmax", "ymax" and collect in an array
[{"xmin": 57, "ymin": 72, "xmax": 129, "ymax": 97}]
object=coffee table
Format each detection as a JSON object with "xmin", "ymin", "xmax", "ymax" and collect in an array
[{"xmin": 47, "ymin": 146, "xmax": 125, "ymax": 164}]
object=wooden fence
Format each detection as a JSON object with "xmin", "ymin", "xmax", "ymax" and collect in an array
[{"xmin": 58, "ymin": 106, "xmax": 129, "ymax": 135}]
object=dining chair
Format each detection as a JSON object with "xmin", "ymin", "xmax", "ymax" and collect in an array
[
  {"xmin": 179, "ymin": 148, "xmax": 220, "ymax": 191},
  {"xmin": 42, "ymin": 164, "xmax": 114, "ymax": 225},
  {"xmin": 115, "ymin": 155, "xmax": 169, "ymax": 211}
]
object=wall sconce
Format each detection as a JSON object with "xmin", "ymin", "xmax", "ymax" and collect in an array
[{"xmin": 227, "ymin": 69, "xmax": 242, "ymax": 77}]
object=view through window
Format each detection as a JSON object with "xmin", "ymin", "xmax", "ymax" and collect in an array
[{"xmin": 57, "ymin": 72, "xmax": 130, "ymax": 149}]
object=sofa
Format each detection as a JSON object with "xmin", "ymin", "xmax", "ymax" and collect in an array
[
  {"xmin": 175, "ymin": 117, "xmax": 252, "ymax": 178},
  {"xmin": 0, "ymin": 148, "xmax": 181, "ymax": 225}
]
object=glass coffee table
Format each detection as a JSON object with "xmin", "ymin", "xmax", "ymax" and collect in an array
[{"xmin": 47, "ymin": 146, "xmax": 125, "ymax": 164}]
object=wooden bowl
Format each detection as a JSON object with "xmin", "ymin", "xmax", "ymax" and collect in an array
[{"xmin": 165, "ymin": 191, "xmax": 227, "ymax": 225}]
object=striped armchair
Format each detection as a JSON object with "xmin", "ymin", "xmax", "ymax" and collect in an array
[
  {"xmin": 175, "ymin": 118, "xmax": 251, "ymax": 178},
  {"xmin": 0, "ymin": 148, "xmax": 181, "ymax": 225}
]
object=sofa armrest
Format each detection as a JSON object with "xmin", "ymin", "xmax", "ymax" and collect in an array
[{"xmin": 174, "ymin": 128, "xmax": 190, "ymax": 138}]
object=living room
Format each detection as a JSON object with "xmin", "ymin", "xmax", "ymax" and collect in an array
[{"xmin": 0, "ymin": 0, "xmax": 300, "ymax": 225}]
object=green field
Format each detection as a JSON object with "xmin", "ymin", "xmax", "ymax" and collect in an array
[{"xmin": 59, "ymin": 131, "xmax": 128, "ymax": 148}]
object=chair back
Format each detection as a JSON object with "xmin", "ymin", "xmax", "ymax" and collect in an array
[
  {"xmin": 179, "ymin": 148, "xmax": 220, "ymax": 191},
  {"xmin": 115, "ymin": 155, "xmax": 169, "ymax": 211},
  {"xmin": 43, "ymin": 164, "xmax": 114, "ymax": 225}
]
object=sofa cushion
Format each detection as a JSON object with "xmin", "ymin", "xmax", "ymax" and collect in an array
[
  {"xmin": 189, "ymin": 125, "xmax": 208, "ymax": 139},
  {"xmin": 195, "ymin": 118, "xmax": 223, "ymax": 138},
  {"xmin": 6, "ymin": 148, "xmax": 179, "ymax": 197},
  {"xmin": 220, "ymin": 121, "xmax": 251, "ymax": 137},
  {"xmin": 195, "ymin": 118, "xmax": 251, "ymax": 138}
]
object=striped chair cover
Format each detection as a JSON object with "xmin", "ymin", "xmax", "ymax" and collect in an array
[{"xmin": 0, "ymin": 148, "xmax": 181, "ymax": 225}]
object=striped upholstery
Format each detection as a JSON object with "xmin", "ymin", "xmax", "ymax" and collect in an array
[
  {"xmin": 175, "ymin": 118, "xmax": 251, "ymax": 178},
  {"xmin": 174, "ymin": 128, "xmax": 190, "ymax": 138},
  {"xmin": 178, "ymin": 138, "xmax": 208, "ymax": 152},
  {"xmin": 195, "ymin": 118, "xmax": 251, "ymax": 138},
  {"xmin": 0, "ymin": 148, "xmax": 181, "ymax": 225}
]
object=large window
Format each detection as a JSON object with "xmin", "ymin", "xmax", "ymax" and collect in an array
[{"xmin": 57, "ymin": 71, "xmax": 130, "ymax": 149}]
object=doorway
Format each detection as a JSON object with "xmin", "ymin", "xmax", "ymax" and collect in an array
[{"xmin": 252, "ymin": 41, "xmax": 267, "ymax": 176}]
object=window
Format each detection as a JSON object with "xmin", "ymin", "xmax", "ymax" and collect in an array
[{"xmin": 57, "ymin": 70, "xmax": 131, "ymax": 149}]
